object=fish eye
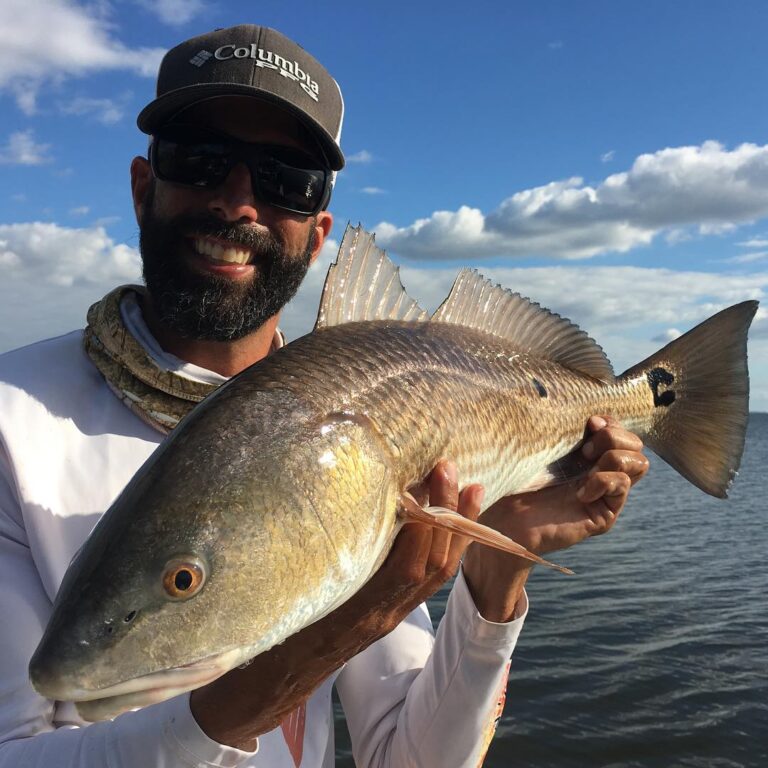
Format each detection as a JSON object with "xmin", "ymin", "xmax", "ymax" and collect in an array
[{"xmin": 162, "ymin": 557, "xmax": 206, "ymax": 600}]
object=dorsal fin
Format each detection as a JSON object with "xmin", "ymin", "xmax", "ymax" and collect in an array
[
  {"xmin": 433, "ymin": 269, "xmax": 615, "ymax": 382},
  {"xmin": 315, "ymin": 224, "xmax": 428, "ymax": 329}
]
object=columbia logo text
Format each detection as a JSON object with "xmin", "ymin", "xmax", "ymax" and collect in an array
[{"xmin": 212, "ymin": 44, "xmax": 319, "ymax": 101}]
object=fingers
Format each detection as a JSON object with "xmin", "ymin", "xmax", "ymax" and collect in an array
[
  {"xmin": 424, "ymin": 462, "xmax": 483, "ymax": 578},
  {"xmin": 357, "ymin": 461, "xmax": 484, "ymax": 641},
  {"xmin": 577, "ymin": 470, "xmax": 631, "ymax": 533},
  {"xmin": 429, "ymin": 460, "xmax": 459, "ymax": 509},
  {"xmin": 582, "ymin": 416, "xmax": 645, "ymax": 461},
  {"xmin": 577, "ymin": 416, "xmax": 648, "ymax": 537},
  {"xmin": 577, "ymin": 470, "xmax": 630, "ymax": 506},
  {"xmin": 592, "ymin": 448, "xmax": 649, "ymax": 485},
  {"xmin": 396, "ymin": 462, "xmax": 457, "ymax": 577},
  {"xmin": 445, "ymin": 484, "xmax": 484, "ymax": 564},
  {"xmin": 393, "ymin": 460, "xmax": 484, "ymax": 587},
  {"xmin": 421, "ymin": 461, "xmax": 458, "ymax": 573},
  {"xmin": 385, "ymin": 521, "xmax": 433, "ymax": 583},
  {"xmin": 408, "ymin": 478, "xmax": 430, "ymax": 508}
]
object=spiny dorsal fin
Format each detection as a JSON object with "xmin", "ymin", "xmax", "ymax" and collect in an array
[
  {"xmin": 433, "ymin": 269, "xmax": 615, "ymax": 382},
  {"xmin": 315, "ymin": 224, "xmax": 428, "ymax": 330}
]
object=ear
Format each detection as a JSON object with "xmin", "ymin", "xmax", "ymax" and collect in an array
[
  {"xmin": 310, "ymin": 212, "xmax": 333, "ymax": 265},
  {"xmin": 130, "ymin": 156, "xmax": 153, "ymax": 224}
]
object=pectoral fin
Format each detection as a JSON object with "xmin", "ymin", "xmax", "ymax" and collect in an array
[{"xmin": 398, "ymin": 493, "xmax": 573, "ymax": 575}]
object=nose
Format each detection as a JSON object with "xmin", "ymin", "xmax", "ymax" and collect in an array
[{"xmin": 207, "ymin": 162, "xmax": 262, "ymax": 223}]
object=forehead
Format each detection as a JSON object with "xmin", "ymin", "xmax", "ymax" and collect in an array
[{"xmin": 172, "ymin": 96, "xmax": 321, "ymax": 154}]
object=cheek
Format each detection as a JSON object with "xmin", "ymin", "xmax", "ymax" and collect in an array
[
  {"xmin": 152, "ymin": 181, "xmax": 210, "ymax": 219},
  {"xmin": 281, "ymin": 218, "xmax": 318, "ymax": 251}
]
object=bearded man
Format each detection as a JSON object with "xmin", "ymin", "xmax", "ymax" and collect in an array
[{"xmin": 0, "ymin": 25, "xmax": 648, "ymax": 768}]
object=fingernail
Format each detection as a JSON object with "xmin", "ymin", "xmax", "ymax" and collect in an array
[
  {"xmin": 576, "ymin": 484, "xmax": 586, "ymax": 500},
  {"xmin": 582, "ymin": 441, "xmax": 595, "ymax": 459},
  {"xmin": 475, "ymin": 487, "xmax": 485, "ymax": 505},
  {"xmin": 592, "ymin": 416, "xmax": 607, "ymax": 430},
  {"xmin": 444, "ymin": 461, "xmax": 457, "ymax": 484}
]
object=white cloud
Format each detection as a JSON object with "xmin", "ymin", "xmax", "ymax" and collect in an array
[
  {"xmin": 652, "ymin": 328, "xmax": 682, "ymax": 343},
  {"xmin": 13, "ymin": 88, "xmax": 38, "ymax": 117},
  {"xmin": 93, "ymin": 215, "xmax": 121, "ymax": 227},
  {"xmin": 69, "ymin": 206, "xmax": 90, "ymax": 216},
  {"xmin": 0, "ymin": 0, "xmax": 165, "ymax": 113},
  {"xmin": 0, "ymin": 222, "xmax": 140, "ymax": 287},
  {"xmin": 347, "ymin": 150, "xmax": 374, "ymax": 164},
  {"xmin": 664, "ymin": 228, "xmax": 693, "ymax": 244},
  {"xmin": 361, "ymin": 186, "xmax": 386, "ymax": 195},
  {"xmin": 738, "ymin": 238, "xmax": 768, "ymax": 248},
  {"xmin": 601, "ymin": 150, "xmax": 615, "ymax": 163},
  {"xmin": 135, "ymin": 0, "xmax": 205, "ymax": 25},
  {"xmin": 60, "ymin": 96, "xmax": 127, "ymax": 125},
  {"xmin": 724, "ymin": 251, "xmax": 768, "ymax": 264},
  {"xmin": 548, "ymin": 41, "xmax": 564, "ymax": 50},
  {"xmin": 0, "ymin": 246, "xmax": 21, "ymax": 267},
  {"xmin": 0, "ymin": 222, "xmax": 142, "ymax": 352},
  {"xmin": 376, "ymin": 141, "xmax": 768, "ymax": 260},
  {"xmin": 699, "ymin": 222, "xmax": 737, "ymax": 236},
  {"xmin": 0, "ymin": 130, "xmax": 51, "ymax": 165}
]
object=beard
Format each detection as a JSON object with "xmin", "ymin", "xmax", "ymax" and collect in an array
[{"xmin": 139, "ymin": 187, "xmax": 315, "ymax": 342}]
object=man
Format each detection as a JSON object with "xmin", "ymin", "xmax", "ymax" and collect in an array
[{"xmin": 0, "ymin": 25, "xmax": 648, "ymax": 767}]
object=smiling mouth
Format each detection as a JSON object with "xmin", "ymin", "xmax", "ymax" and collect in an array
[{"xmin": 192, "ymin": 236, "xmax": 254, "ymax": 266}]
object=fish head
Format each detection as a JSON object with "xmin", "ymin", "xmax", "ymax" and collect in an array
[
  {"xmin": 29, "ymin": 393, "xmax": 399, "ymax": 720},
  {"xmin": 28, "ymin": 493, "xmax": 234, "ymax": 719}
]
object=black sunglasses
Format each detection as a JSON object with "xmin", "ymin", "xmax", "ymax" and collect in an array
[{"xmin": 149, "ymin": 125, "xmax": 332, "ymax": 216}]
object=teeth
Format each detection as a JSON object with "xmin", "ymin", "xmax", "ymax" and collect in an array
[{"xmin": 194, "ymin": 238, "xmax": 252, "ymax": 266}]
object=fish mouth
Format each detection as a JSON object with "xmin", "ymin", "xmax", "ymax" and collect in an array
[{"xmin": 63, "ymin": 648, "xmax": 244, "ymax": 721}]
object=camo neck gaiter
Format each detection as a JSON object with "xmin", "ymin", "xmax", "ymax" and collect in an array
[{"xmin": 83, "ymin": 285, "xmax": 284, "ymax": 434}]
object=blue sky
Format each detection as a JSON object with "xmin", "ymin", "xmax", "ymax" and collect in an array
[{"xmin": 0, "ymin": 0, "xmax": 766, "ymax": 408}]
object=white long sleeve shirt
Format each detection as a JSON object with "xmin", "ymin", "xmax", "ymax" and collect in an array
[{"xmin": 0, "ymin": 322, "xmax": 527, "ymax": 768}]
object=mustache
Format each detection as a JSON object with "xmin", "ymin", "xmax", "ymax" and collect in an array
[{"xmin": 177, "ymin": 214, "xmax": 284, "ymax": 253}]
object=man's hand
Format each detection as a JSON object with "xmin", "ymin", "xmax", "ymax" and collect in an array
[
  {"xmin": 190, "ymin": 461, "xmax": 483, "ymax": 750},
  {"xmin": 462, "ymin": 416, "xmax": 649, "ymax": 622},
  {"xmin": 350, "ymin": 461, "xmax": 484, "ymax": 633}
]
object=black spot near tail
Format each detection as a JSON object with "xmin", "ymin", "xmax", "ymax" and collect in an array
[{"xmin": 648, "ymin": 367, "xmax": 676, "ymax": 407}]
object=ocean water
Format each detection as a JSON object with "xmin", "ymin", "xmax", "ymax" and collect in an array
[{"xmin": 334, "ymin": 413, "xmax": 768, "ymax": 767}]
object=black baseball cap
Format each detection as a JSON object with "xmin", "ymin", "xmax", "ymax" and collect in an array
[{"xmin": 137, "ymin": 25, "xmax": 345, "ymax": 170}]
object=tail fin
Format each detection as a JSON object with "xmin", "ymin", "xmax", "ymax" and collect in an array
[{"xmin": 619, "ymin": 301, "xmax": 758, "ymax": 498}]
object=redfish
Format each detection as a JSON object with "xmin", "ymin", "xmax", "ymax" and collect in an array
[{"xmin": 30, "ymin": 225, "xmax": 757, "ymax": 720}]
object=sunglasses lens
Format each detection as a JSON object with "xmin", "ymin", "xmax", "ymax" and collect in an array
[
  {"xmin": 153, "ymin": 130, "xmax": 231, "ymax": 188},
  {"xmin": 255, "ymin": 158, "xmax": 327, "ymax": 214},
  {"xmin": 152, "ymin": 127, "xmax": 330, "ymax": 214}
]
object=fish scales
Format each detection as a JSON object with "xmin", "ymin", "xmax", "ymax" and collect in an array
[
  {"xmin": 257, "ymin": 319, "xmax": 652, "ymax": 505},
  {"xmin": 28, "ymin": 225, "xmax": 757, "ymax": 720}
]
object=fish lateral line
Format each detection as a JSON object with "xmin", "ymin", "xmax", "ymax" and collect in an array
[{"xmin": 397, "ymin": 492, "xmax": 574, "ymax": 575}]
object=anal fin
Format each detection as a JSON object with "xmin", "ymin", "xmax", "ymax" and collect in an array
[{"xmin": 398, "ymin": 493, "xmax": 573, "ymax": 575}]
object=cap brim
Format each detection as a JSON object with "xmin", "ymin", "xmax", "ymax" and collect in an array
[{"xmin": 137, "ymin": 84, "xmax": 345, "ymax": 170}]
